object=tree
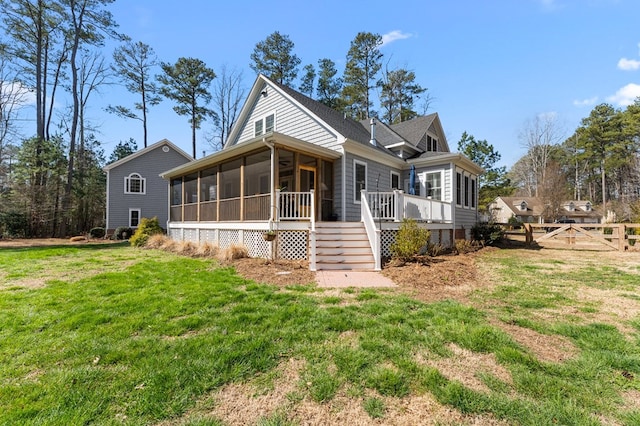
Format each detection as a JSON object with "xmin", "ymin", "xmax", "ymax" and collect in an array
[
  {"xmin": 108, "ymin": 40, "xmax": 161, "ymax": 148},
  {"xmin": 208, "ymin": 64, "xmax": 244, "ymax": 152},
  {"xmin": 518, "ymin": 114, "xmax": 565, "ymax": 197},
  {"xmin": 0, "ymin": 47, "xmax": 28, "ymax": 181},
  {"xmin": 108, "ymin": 138, "xmax": 137, "ymax": 163},
  {"xmin": 299, "ymin": 63, "xmax": 315, "ymax": 98},
  {"xmin": 378, "ymin": 66, "xmax": 426, "ymax": 124},
  {"xmin": 458, "ymin": 131, "xmax": 512, "ymax": 210},
  {"xmin": 342, "ymin": 32, "xmax": 383, "ymax": 120},
  {"xmin": 158, "ymin": 57, "xmax": 215, "ymax": 159},
  {"xmin": 60, "ymin": 0, "xmax": 119, "ymax": 236},
  {"xmin": 574, "ymin": 103, "xmax": 620, "ymax": 208},
  {"xmin": 0, "ymin": 0, "xmax": 67, "ymax": 142},
  {"xmin": 250, "ymin": 31, "xmax": 300, "ymax": 86},
  {"xmin": 316, "ymin": 58, "xmax": 343, "ymax": 110}
]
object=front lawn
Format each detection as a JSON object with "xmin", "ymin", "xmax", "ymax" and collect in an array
[{"xmin": 1, "ymin": 244, "xmax": 640, "ymax": 425}]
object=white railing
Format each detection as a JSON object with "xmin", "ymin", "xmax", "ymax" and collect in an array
[
  {"xmin": 276, "ymin": 189, "xmax": 315, "ymax": 228},
  {"xmin": 365, "ymin": 191, "xmax": 452, "ymax": 223},
  {"xmin": 361, "ymin": 190, "xmax": 381, "ymax": 271},
  {"xmin": 402, "ymin": 193, "xmax": 452, "ymax": 223}
]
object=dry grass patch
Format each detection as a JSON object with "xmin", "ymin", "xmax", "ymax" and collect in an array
[
  {"xmin": 491, "ymin": 320, "xmax": 578, "ymax": 363},
  {"xmin": 417, "ymin": 343, "xmax": 513, "ymax": 394}
]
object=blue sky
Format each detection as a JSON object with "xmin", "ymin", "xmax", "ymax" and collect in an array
[{"xmin": 87, "ymin": 0, "xmax": 640, "ymax": 168}]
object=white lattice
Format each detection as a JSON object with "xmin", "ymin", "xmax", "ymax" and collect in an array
[
  {"xmin": 277, "ymin": 231, "xmax": 308, "ymax": 260},
  {"xmin": 381, "ymin": 229, "xmax": 396, "ymax": 257},
  {"xmin": 169, "ymin": 228, "xmax": 181, "ymax": 240},
  {"xmin": 244, "ymin": 230, "xmax": 273, "ymax": 259},
  {"xmin": 183, "ymin": 229, "xmax": 198, "ymax": 243},
  {"xmin": 218, "ymin": 229, "xmax": 240, "ymax": 249},
  {"xmin": 199, "ymin": 229, "xmax": 217, "ymax": 244}
]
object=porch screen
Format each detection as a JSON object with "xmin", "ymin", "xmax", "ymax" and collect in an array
[{"xmin": 244, "ymin": 150, "xmax": 270, "ymax": 195}]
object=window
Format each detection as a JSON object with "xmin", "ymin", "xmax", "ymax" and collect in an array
[
  {"xmin": 354, "ymin": 160, "xmax": 367, "ymax": 202},
  {"xmin": 425, "ymin": 172, "xmax": 442, "ymax": 200},
  {"xmin": 585, "ymin": 202, "xmax": 591, "ymax": 212},
  {"xmin": 464, "ymin": 175, "xmax": 470, "ymax": 207},
  {"xmin": 254, "ymin": 113, "xmax": 275, "ymax": 137},
  {"xmin": 171, "ymin": 178, "xmax": 182, "ymax": 205},
  {"xmin": 125, "ymin": 173, "xmax": 145, "ymax": 194},
  {"xmin": 471, "ymin": 178, "xmax": 476, "ymax": 208},
  {"xmin": 456, "ymin": 172, "xmax": 462, "ymax": 206},
  {"xmin": 427, "ymin": 135, "xmax": 438, "ymax": 151},
  {"xmin": 129, "ymin": 208, "xmax": 141, "ymax": 227},
  {"xmin": 390, "ymin": 172, "xmax": 400, "ymax": 190}
]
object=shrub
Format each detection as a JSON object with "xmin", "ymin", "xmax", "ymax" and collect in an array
[
  {"xmin": 129, "ymin": 217, "xmax": 163, "ymax": 247},
  {"xmin": 218, "ymin": 244, "xmax": 249, "ymax": 262},
  {"xmin": 89, "ymin": 227, "xmax": 106, "ymax": 239},
  {"xmin": 390, "ymin": 218, "xmax": 430, "ymax": 262},
  {"xmin": 145, "ymin": 234, "xmax": 168, "ymax": 249},
  {"xmin": 114, "ymin": 226, "xmax": 133, "ymax": 240},
  {"xmin": 0, "ymin": 211, "xmax": 29, "ymax": 238},
  {"xmin": 455, "ymin": 239, "xmax": 483, "ymax": 254},
  {"xmin": 471, "ymin": 223, "xmax": 504, "ymax": 246}
]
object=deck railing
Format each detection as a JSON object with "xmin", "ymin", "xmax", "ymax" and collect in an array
[
  {"xmin": 365, "ymin": 190, "xmax": 452, "ymax": 223},
  {"xmin": 277, "ymin": 189, "xmax": 315, "ymax": 224}
]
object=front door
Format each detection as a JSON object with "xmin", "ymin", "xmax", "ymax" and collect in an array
[{"xmin": 298, "ymin": 165, "xmax": 316, "ymax": 218}]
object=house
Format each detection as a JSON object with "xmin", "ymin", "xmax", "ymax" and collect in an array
[
  {"xmin": 160, "ymin": 74, "xmax": 483, "ymax": 270},
  {"xmin": 104, "ymin": 139, "xmax": 192, "ymax": 234},
  {"xmin": 488, "ymin": 196, "xmax": 601, "ymax": 224}
]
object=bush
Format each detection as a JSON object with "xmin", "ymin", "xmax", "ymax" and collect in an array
[
  {"xmin": 390, "ymin": 218, "xmax": 430, "ymax": 262},
  {"xmin": 89, "ymin": 227, "xmax": 105, "ymax": 239},
  {"xmin": 0, "ymin": 211, "xmax": 29, "ymax": 238},
  {"xmin": 471, "ymin": 223, "xmax": 504, "ymax": 246},
  {"xmin": 114, "ymin": 226, "xmax": 133, "ymax": 241},
  {"xmin": 129, "ymin": 217, "xmax": 164, "ymax": 247}
]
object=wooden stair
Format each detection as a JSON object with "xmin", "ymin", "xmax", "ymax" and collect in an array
[{"xmin": 314, "ymin": 222, "xmax": 376, "ymax": 270}]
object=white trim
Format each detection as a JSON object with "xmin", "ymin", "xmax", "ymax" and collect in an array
[
  {"xmin": 124, "ymin": 172, "xmax": 146, "ymax": 194},
  {"xmin": 353, "ymin": 159, "xmax": 367, "ymax": 204},
  {"xmin": 129, "ymin": 208, "xmax": 141, "ymax": 228},
  {"xmin": 253, "ymin": 111, "xmax": 276, "ymax": 137},
  {"xmin": 424, "ymin": 170, "xmax": 443, "ymax": 201},
  {"xmin": 103, "ymin": 139, "xmax": 192, "ymax": 171}
]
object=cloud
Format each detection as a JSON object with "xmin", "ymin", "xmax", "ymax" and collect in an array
[
  {"xmin": 573, "ymin": 96, "xmax": 599, "ymax": 107},
  {"xmin": 381, "ymin": 30, "xmax": 412, "ymax": 47},
  {"xmin": 617, "ymin": 58, "xmax": 640, "ymax": 71},
  {"xmin": 606, "ymin": 83, "xmax": 640, "ymax": 106}
]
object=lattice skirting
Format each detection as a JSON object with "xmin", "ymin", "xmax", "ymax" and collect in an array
[
  {"xmin": 381, "ymin": 228, "xmax": 454, "ymax": 257},
  {"xmin": 167, "ymin": 227, "xmax": 307, "ymax": 260}
]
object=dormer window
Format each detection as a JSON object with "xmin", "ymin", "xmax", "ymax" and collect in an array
[
  {"xmin": 254, "ymin": 113, "xmax": 275, "ymax": 137},
  {"xmin": 427, "ymin": 135, "xmax": 438, "ymax": 151},
  {"xmin": 585, "ymin": 202, "xmax": 591, "ymax": 212},
  {"xmin": 125, "ymin": 173, "xmax": 145, "ymax": 194},
  {"xmin": 568, "ymin": 202, "xmax": 575, "ymax": 212},
  {"xmin": 519, "ymin": 201, "xmax": 527, "ymax": 211}
]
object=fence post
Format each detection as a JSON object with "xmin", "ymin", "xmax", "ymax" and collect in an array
[{"xmin": 524, "ymin": 224, "xmax": 532, "ymax": 244}]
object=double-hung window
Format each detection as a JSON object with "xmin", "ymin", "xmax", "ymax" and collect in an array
[
  {"xmin": 125, "ymin": 173, "xmax": 145, "ymax": 194},
  {"xmin": 425, "ymin": 172, "xmax": 442, "ymax": 200},
  {"xmin": 129, "ymin": 208, "xmax": 141, "ymax": 227},
  {"xmin": 254, "ymin": 113, "xmax": 275, "ymax": 137}
]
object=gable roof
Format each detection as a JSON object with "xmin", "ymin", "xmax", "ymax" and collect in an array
[
  {"xmin": 103, "ymin": 139, "xmax": 192, "ymax": 172},
  {"xmin": 389, "ymin": 113, "xmax": 451, "ymax": 152}
]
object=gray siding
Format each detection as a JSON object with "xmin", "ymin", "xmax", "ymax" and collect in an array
[
  {"xmin": 232, "ymin": 83, "xmax": 341, "ymax": 150},
  {"xmin": 106, "ymin": 144, "xmax": 190, "ymax": 229},
  {"xmin": 344, "ymin": 152, "xmax": 400, "ymax": 222}
]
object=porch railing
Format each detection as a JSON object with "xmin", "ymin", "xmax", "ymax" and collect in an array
[
  {"xmin": 276, "ymin": 189, "xmax": 315, "ymax": 226},
  {"xmin": 365, "ymin": 190, "xmax": 452, "ymax": 223}
]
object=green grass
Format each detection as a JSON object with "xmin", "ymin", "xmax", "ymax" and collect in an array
[{"xmin": 1, "ymin": 244, "xmax": 640, "ymax": 424}]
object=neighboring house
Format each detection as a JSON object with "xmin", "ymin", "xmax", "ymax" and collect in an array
[
  {"xmin": 104, "ymin": 139, "xmax": 192, "ymax": 233},
  {"xmin": 161, "ymin": 74, "xmax": 483, "ymax": 270},
  {"xmin": 488, "ymin": 196, "xmax": 601, "ymax": 224}
]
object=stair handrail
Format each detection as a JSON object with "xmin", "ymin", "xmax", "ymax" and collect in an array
[{"xmin": 360, "ymin": 190, "xmax": 381, "ymax": 271}]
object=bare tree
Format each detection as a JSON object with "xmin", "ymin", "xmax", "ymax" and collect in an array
[
  {"xmin": 207, "ymin": 64, "xmax": 244, "ymax": 152},
  {"xmin": 518, "ymin": 113, "xmax": 565, "ymax": 196},
  {"xmin": 0, "ymin": 51, "xmax": 28, "ymax": 167}
]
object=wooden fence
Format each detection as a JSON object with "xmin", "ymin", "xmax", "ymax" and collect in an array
[{"xmin": 518, "ymin": 223, "xmax": 640, "ymax": 251}]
